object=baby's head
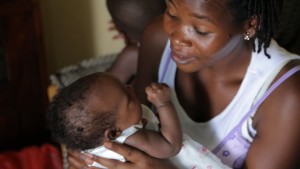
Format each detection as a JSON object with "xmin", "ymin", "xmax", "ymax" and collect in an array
[
  {"xmin": 47, "ymin": 72, "xmax": 142, "ymax": 150},
  {"xmin": 106, "ymin": 0, "xmax": 166, "ymax": 44}
]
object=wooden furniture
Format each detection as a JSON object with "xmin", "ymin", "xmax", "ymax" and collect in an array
[{"xmin": 0, "ymin": 0, "xmax": 50, "ymax": 151}]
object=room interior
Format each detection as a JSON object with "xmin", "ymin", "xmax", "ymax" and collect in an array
[{"xmin": 0, "ymin": 0, "xmax": 299, "ymax": 168}]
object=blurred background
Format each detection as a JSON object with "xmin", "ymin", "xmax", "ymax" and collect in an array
[
  {"xmin": 40, "ymin": 0, "xmax": 124, "ymax": 75},
  {"xmin": 0, "ymin": 0, "xmax": 124, "ymax": 162},
  {"xmin": 0, "ymin": 0, "xmax": 125, "ymax": 168}
]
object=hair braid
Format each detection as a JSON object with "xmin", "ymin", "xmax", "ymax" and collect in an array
[{"xmin": 228, "ymin": 0, "xmax": 280, "ymax": 58}]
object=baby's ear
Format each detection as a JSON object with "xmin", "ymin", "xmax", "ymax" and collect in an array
[{"xmin": 105, "ymin": 128, "xmax": 122, "ymax": 140}]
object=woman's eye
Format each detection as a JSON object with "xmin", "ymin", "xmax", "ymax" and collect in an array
[
  {"xmin": 194, "ymin": 28, "xmax": 209, "ymax": 36},
  {"xmin": 166, "ymin": 11, "xmax": 178, "ymax": 20}
]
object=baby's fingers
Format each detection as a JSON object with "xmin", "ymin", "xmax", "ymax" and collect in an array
[{"xmin": 145, "ymin": 85, "xmax": 154, "ymax": 95}]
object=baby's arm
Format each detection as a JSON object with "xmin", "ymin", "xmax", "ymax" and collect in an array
[{"xmin": 125, "ymin": 83, "xmax": 182, "ymax": 158}]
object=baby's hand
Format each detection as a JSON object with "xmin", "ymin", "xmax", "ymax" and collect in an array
[{"xmin": 145, "ymin": 82, "xmax": 171, "ymax": 108}]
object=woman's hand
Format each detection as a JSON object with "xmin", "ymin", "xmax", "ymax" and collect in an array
[
  {"xmin": 90, "ymin": 141, "xmax": 178, "ymax": 169},
  {"xmin": 67, "ymin": 150, "xmax": 94, "ymax": 169}
]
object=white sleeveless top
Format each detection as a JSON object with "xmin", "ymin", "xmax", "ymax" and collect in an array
[{"xmin": 158, "ymin": 39, "xmax": 300, "ymax": 152}]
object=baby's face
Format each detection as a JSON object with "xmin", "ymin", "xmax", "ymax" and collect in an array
[
  {"xmin": 88, "ymin": 75, "xmax": 142, "ymax": 130},
  {"xmin": 114, "ymin": 85, "xmax": 143, "ymax": 129}
]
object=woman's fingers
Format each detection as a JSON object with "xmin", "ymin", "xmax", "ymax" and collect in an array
[
  {"xmin": 67, "ymin": 151, "xmax": 83, "ymax": 168},
  {"xmin": 67, "ymin": 150, "xmax": 93, "ymax": 169},
  {"xmin": 92, "ymin": 142, "xmax": 177, "ymax": 169},
  {"xmin": 91, "ymin": 156, "xmax": 129, "ymax": 169},
  {"xmin": 91, "ymin": 142, "xmax": 146, "ymax": 169},
  {"xmin": 104, "ymin": 142, "xmax": 142, "ymax": 162}
]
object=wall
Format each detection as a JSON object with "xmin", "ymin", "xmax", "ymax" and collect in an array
[{"xmin": 40, "ymin": 0, "xmax": 125, "ymax": 74}]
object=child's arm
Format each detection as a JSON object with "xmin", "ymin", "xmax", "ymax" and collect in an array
[
  {"xmin": 106, "ymin": 44, "xmax": 138, "ymax": 84},
  {"xmin": 125, "ymin": 83, "xmax": 182, "ymax": 158}
]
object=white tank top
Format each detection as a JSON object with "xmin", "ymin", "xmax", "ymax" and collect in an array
[{"xmin": 158, "ymin": 39, "xmax": 300, "ymax": 151}]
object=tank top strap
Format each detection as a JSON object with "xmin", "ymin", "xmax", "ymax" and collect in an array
[
  {"xmin": 212, "ymin": 65, "xmax": 300, "ymax": 168},
  {"xmin": 159, "ymin": 40, "xmax": 172, "ymax": 83},
  {"xmin": 248, "ymin": 65, "xmax": 300, "ymax": 115}
]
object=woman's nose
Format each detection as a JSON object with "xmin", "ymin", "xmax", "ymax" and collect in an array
[
  {"xmin": 173, "ymin": 38, "xmax": 190, "ymax": 47},
  {"xmin": 171, "ymin": 27, "xmax": 192, "ymax": 48},
  {"xmin": 171, "ymin": 37, "xmax": 192, "ymax": 52}
]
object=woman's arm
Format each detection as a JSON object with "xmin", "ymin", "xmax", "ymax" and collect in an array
[
  {"xmin": 245, "ymin": 61, "xmax": 300, "ymax": 169},
  {"xmin": 67, "ymin": 142, "xmax": 178, "ymax": 169},
  {"xmin": 89, "ymin": 142, "xmax": 178, "ymax": 169}
]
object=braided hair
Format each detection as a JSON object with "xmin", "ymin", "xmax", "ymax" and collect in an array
[{"xmin": 227, "ymin": 0, "xmax": 281, "ymax": 58}]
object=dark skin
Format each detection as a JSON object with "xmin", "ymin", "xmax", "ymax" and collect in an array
[
  {"xmin": 67, "ymin": 16, "xmax": 172, "ymax": 169},
  {"xmin": 106, "ymin": 43, "xmax": 138, "ymax": 84},
  {"xmin": 106, "ymin": 19, "xmax": 139, "ymax": 84},
  {"xmin": 68, "ymin": 0, "xmax": 300, "ymax": 168},
  {"xmin": 134, "ymin": 15, "xmax": 169, "ymax": 105}
]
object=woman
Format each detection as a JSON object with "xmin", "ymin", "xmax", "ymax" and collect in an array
[{"xmin": 68, "ymin": 0, "xmax": 300, "ymax": 168}]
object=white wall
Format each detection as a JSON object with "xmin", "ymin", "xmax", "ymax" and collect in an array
[{"xmin": 40, "ymin": 0, "xmax": 125, "ymax": 74}]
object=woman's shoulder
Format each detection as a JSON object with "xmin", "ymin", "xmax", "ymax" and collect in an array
[
  {"xmin": 248, "ymin": 59, "xmax": 300, "ymax": 169},
  {"xmin": 253, "ymin": 59, "xmax": 300, "ymax": 134},
  {"xmin": 252, "ymin": 41, "xmax": 300, "ymax": 135}
]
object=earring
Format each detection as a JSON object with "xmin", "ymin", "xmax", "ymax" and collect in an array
[{"xmin": 244, "ymin": 32, "xmax": 250, "ymax": 41}]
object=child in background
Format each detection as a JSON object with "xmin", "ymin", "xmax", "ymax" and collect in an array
[
  {"xmin": 47, "ymin": 0, "xmax": 166, "ymax": 92},
  {"xmin": 105, "ymin": 0, "xmax": 166, "ymax": 84},
  {"xmin": 47, "ymin": 72, "xmax": 230, "ymax": 169}
]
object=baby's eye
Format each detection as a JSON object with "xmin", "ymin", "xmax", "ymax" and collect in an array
[{"xmin": 194, "ymin": 27, "xmax": 209, "ymax": 36}]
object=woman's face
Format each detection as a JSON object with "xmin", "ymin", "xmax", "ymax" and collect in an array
[{"xmin": 163, "ymin": 0, "xmax": 245, "ymax": 72}]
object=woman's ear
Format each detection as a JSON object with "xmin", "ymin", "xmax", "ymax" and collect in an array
[
  {"xmin": 243, "ymin": 15, "xmax": 259, "ymax": 40},
  {"xmin": 105, "ymin": 128, "xmax": 122, "ymax": 140}
]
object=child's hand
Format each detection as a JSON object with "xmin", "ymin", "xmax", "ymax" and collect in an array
[
  {"xmin": 108, "ymin": 20, "xmax": 133, "ymax": 46},
  {"xmin": 145, "ymin": 82, "xmax": 171, "ymax": 108},
  {"xmin": 108, "ymin": 20, "xmax": 125, "ymax": 40}
]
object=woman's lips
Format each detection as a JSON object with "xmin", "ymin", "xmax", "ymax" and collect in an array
[{"xmin": 171, "ymin": 51, "xmax": 196, "ymax": 64}]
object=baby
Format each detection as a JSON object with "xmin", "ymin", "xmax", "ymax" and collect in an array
[{"xmin": 47, "ymin": 72, "xmax": 229, "ymax": 169}]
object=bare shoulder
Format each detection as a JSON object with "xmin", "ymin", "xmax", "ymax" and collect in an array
[
  {"xmin": 263, "ymin": 59, "xmax": 300, "ymax": 116},
  {"xmin": 246, "ymin": 60, "xmax": 300, "ymax": 169}
]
